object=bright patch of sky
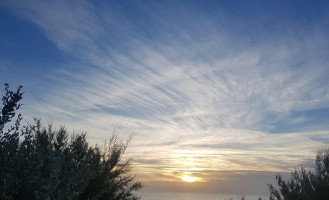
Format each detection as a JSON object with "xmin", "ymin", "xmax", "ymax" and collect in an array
[{"xmin": 1, "ymin": 0, "xmax": 329, "ymax": 194}]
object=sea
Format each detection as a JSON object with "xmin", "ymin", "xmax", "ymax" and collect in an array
[{"xmin": 136, "ymin": 191, "xmax": 267, "ymax": 200}]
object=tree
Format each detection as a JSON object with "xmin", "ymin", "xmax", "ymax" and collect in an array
[
  {"xmin": 0, "ymin": 84, "xmax": 142, "ymax": 200},
  {"xmin": 267, "ymin": 149, "xmax": 329, "ymax": 200},
  {"xmin": 0, "ymin": 83, "xmax": 23, "ymax": 199}
]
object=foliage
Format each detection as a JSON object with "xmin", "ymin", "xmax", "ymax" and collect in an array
[
  {"xmin": 0, "ymin": 84, "xmax": 141, "ymax": 200},
  {"xmin": 265, "ymin": 149, "xmax": 329, "ymax": 200}
]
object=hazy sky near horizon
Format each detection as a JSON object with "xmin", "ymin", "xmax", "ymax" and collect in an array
[{"xmin": 1, "ymin": 0, "xmax": 329, "ymax": 195}]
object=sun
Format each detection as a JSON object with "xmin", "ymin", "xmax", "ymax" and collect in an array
[{"xmin": 180, "ymin": 175, "xmax": 199, "ymax": 182}]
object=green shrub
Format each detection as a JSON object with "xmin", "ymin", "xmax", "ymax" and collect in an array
[
  {"xmin": 0, "ymin": 84, "xmax": 141, "ymax": 200},
  {"xmin": 267, "ymin": 149, "xmax": 329, "ymax": 200}
]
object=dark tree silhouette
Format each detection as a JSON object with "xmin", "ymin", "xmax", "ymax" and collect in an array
[
  {"xmin": 0, "ymin": 83, "xmax": 23, "ymax": 199},
  {"xmin": 0, "ymin": 84, "xmax": 141, "ymax": 200},
  {"xmin": 267, "ymin": 149, "xmax": 329, "ymax": 200}
]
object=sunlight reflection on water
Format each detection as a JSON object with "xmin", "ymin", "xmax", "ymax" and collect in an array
[{"xmin": 137, "ymin": 191, "xmax": 267, "ymax": 200}]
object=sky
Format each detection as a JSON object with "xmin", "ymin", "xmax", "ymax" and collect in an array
[{"xmin": 1, "ymin": 0, "xmax": 329, "ymax": 195}]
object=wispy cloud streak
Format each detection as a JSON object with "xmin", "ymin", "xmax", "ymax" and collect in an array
[{"xmin": 2, "ymin": 0, "xmax": 329, "ymax": 190}]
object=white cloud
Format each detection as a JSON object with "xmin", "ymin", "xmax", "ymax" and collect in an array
[{"xmin": 3, "ymin": 0, "xmax": 329, "ymax": 187}]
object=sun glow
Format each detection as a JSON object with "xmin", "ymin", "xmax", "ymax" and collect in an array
[{"xmin": 181, "ymin": 176, "xmax": 198, "ymax": 182}]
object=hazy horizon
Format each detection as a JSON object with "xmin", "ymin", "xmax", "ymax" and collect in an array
[{"xmin": 1, "ymin": 0, "xmax": 329, "ymax": 196}]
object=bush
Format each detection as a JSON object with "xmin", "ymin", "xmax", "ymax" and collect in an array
[
  {"xmin": 0, "ymin": 84, "xmax": 141, "ymax": 200},
  {"xmin": 267, "ymin": 148, "xmax": 329, "ymax": 200}
]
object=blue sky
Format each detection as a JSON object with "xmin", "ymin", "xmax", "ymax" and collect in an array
[{"xmin": 1, "ymin": 0, "xmax": 329, "ymax": 195}]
